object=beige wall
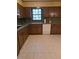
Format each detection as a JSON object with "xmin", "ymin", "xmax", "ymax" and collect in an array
[{"xmin": 17, "ymin": 0, "xmax": 60, "ymax": 7}]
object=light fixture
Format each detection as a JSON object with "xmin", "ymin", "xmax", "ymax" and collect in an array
[
  {"xmin": 50, "ymin": 12, "xmax": 54, "ymax": 17},
  {"xmin": 37, "ymin": 6, "xmax": 40, "ymax": 8}
]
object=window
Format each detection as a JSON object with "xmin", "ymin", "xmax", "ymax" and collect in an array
[{"xmin": 32, "ymin": 8, "xmax": 42, "ymax": 20}]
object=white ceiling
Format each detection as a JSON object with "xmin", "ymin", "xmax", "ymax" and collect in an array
[{"xmin": 22, "ymin": 0, "xmax": 60, "ymax": 2}]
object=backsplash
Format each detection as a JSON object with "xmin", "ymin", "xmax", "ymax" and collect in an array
[
  {"xmin": 17, "ymin": 17, "xmax": 31, "ymax": 25},
  {"xmin": 51, "ymin": 17, "xmax": 61, "ymax": 24},
  {"xmin": 44, "ymin": 17, "xmax": 61, "ymax": 24},
  {"xmin": 17, "ymin": 17, "xmax": 61, "ymax": 25}
]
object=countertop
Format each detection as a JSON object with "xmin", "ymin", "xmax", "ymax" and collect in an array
[
  {"xmin": 17, "ymin": 22, "xmax": 43, "ymax": 31},
  {"xmin": 31, "ymin": 22, "xmax": 43, "ymax": 24},
  {"xmin": 17, "ymin": 21, "xmax": 60, "ymax": 31}
]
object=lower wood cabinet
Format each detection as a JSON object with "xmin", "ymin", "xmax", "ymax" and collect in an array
[
  {"xmin": 29, "ymin": 24, "xmax": 42, "ymax": 35},
  {"xmin": 51, "ymin": 24, "xmax": 61, "ymax": 34},
  {"xmin": 17, "ymin": 24, "xmax": 42, "ymax": 55},
  {"xmin": 17, "ymin": 25, "xmax": 29, "ymax": 55},
  {"xmin": 17, "ymin": 23, "xmax": 61, "ymax": 55},
  {"xmin": 17, "ymin": 36, "xmax": 20, "ymax": 55}
]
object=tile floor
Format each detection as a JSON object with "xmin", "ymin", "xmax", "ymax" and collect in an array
[{"xmin": 18, "ymin": 35, "xmax": 61, "ymax": 59}]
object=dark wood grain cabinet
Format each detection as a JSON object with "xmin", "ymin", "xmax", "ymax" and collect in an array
[
  {"xmin": 51, "ymin": 24, "xmax": 61, "ymax": 34},
  {"xmin": 17, "ymin": 23, "xmax": 61, "ymax": 55},
  {"xmin": 17, "ymin": 24, "xmax": 42, "ymax": 55},
  {"xmin": 17, "ymin": 26, "xmax": 29, "ymax": 55},
  {"xmin": 17, "ymin": 3, "xmax": 26, "ymax": 18},
  {"xmin": 54, "ymin": 7, "xmax": 61, "ymax": 17},
  {"xmin": 17, "ymin": 36, "xmax": 20, "ymax": 55},
  {"xmin": 29, "ymin": 24, "xmax": 42, "ymax": 35},
  {"xmin": 43, "ymin": 7, "xmax": 61, "ymax": 17}
]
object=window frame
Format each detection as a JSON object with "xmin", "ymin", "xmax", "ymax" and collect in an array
[{"xmin": 31, "ymin": 8, "xmax": 43, "ymax": 21}]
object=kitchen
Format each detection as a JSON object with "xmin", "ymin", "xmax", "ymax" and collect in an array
[{"xmin": 17, "ymin": 0, "xmax": 61, "ymax": 59}]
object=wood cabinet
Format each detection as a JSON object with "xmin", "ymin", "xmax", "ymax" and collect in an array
[
  {"xmin": 51, "ymin": 24, "xmax": 61, "ymax": 34},
  {"xmin": 17, "ymin": 3, "xmax": 26, "ymax": 18},
  {"xmin": 54, "ymin": 7, "xmax": 61, "ymax": 17},
  {"xmin": 17, "ymin": 25, "xmax": 29, "ymax": 55},
  {"xmin": 43, "ymin": 7, "xmax": 61, "ymax": 17},
  {"xmin": 17, "ymin": 24, "xmax": 42, "ymax": 55},
  {"xmin": 29, "ymin": 24, "xmax": 42, "ymax": 35},
  {"xmin": 17, "ymin": 23, "xmax": 61, "ymax": 55},
  {"xmin": 17, "ymin": 36, "xmax": 20, "ymax": 55}
]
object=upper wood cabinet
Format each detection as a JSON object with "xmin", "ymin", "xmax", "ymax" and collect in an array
[
  {"xmin": 25, "ymin": 7, "xmax": 32, "ymax": 18},
  {"xmin": 17, "ymin": 3, "xmax": 26, "ymax": 18},
  {"xmin": 43, "ymin": 8, "xmax": 50, "ymax": 17},
  {"xmin": 54, "ymin": 7, "xmax": 61, "ymax": 17},
  {"xmin": 43, "ymin": 7, "xmax": 61, "ymax": 17}
]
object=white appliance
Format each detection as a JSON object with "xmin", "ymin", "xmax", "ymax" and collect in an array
[{"xmin": 43, "ymin": 24, "xmax": 51, "ymax": 35}]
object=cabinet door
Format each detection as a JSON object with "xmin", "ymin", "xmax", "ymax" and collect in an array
[
  {"xmin": 23, "ymin": 26, "xmax": 29, "ymax": 42},
  {"xmin": 17, "ymin": 3, "xmax": 26, "ymax": 17},
  {"xmin": 17, "ymin": 36, "xmax": 20, "ymax": 55},
  {"xmin": 51, "ymin": 24, "xmax": 61, "ymax": 34},
  {"xmin": 17, "ymin": 26, "xmax": 29, "ymax": 55},
  {"xmin": 30, "ymin": 24, "xmax": 42, "ymax": 34},
  {"xmin": 18, "ymin": 30, "xmax": 24, "ymax": 50},
  {"xmin": 54, "ymin": 7, "xmax": 61, "ymax": 17}
]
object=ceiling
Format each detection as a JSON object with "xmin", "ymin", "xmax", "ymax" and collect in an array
[{"xmin": 22, "ymin": 0, "xmax": 60, "ymax": 2}]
